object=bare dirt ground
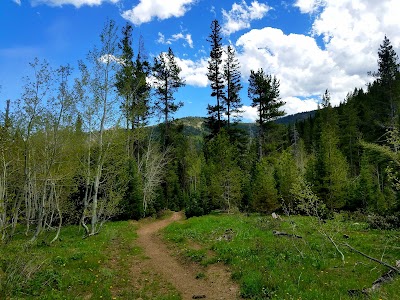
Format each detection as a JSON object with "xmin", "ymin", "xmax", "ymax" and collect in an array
[{"xmin": 135, "ymin": 211, "xmax": 240, "ymax": 300}]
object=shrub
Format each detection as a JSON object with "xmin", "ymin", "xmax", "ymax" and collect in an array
[{"xmin": 367, "ymin": 212, "xmax": 400, "ymax": 229}]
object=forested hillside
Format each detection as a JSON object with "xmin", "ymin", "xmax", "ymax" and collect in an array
[{"xmin": 1, "ymin": 19, "xmax": 400, "ymax": 246}]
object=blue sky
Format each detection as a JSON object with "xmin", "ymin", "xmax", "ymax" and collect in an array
[{"xmin": 1, "ymin": 0, "xmax": 400, "ymax": 122}]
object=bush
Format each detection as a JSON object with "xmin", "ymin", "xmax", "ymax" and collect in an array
[
  {"xmin": 367, "ymin": 212, "xmax": 400, "ymax": 229},
  {"xmin": 184, "ymin": 192, "xmax": 205, "ymax": 218}
]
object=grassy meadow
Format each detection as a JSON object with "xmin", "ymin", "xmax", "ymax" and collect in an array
[
  {"xmin": 1, "ymin": 212, "xmax": 399, "ymax": 299},
  {"xmin": 163, "ymin": 212, "xmax": 400, "ymax": 300},
  {"xmin": 0, "ymin": 219, "xmax": 179, "ymax": 300}
]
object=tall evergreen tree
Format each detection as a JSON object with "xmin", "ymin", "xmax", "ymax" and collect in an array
[
  {"xmin": 206, "ymin": 19, "xmax": 226, "ymax": 136},
  {"xmin": 152, "ymin": 47, "xmax": 185, "ymax": 147},
  {"xmin": 205, "ymin": 130, "xmax": 242, "ymax": 211},
  {"xmin": 372, "ymin": 36, "xmax": 400, "ymax": 132},
  {"xmin": 248, "ymin": 69, "xmax": 285, "ymax": 160},
  {"xmin": 116, "ymin": 23, "xmax": 151, "ymax": 156},
  {"xmin": 375, "ymin": 35, "xmax": 399, "ymax": 87},
  {"xmin": 251, "ymin": 158, "xmax": 279, "ymax": 213},
  {"xmin": 340, "ymin": 92, "xmax": 361, "ymax": 176},
  {"xmin": 223, "ymin": 45, "xmax": 242, "ymax": 127},
  {"xmin": 314, "ymin": 90, "xmax": 349, "ymax": 209}
]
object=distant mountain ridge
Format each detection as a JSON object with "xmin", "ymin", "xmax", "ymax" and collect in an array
[{"xmin": 173, "ymin": 110, "xmax": 316, "ymax": 136}]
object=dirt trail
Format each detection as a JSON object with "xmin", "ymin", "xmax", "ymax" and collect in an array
[{"xmin": 136, "ymin": 211, "xmax": 239, "ymax": 300}]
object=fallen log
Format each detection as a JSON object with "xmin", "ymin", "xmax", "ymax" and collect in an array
[
  {"xmin": 272, "ymin": 230, "xmax": 302, "ymax": 239},
  {"xmin": 348, "ymin": 260, "xmax": 400, "ymax": 297},
  {"xmin": 343, "ymin": 243, "xmax": 400, "ymax": 274},
  {"xmin": 344, "ymin": 242, "xmax": 400, "ymax": 297},
  {"xmin": 365, "ymin": 260, "xmax": 400, "ymax": 292}
]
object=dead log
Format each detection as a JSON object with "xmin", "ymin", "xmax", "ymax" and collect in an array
[
  {"xmin": 365, "ymin": 261, "xmax": 400, "ymax": 292},
  {"xmin": 343, "ymin": 243, "xmax": 400, "ymax": 274},
  {"xmin": 344, "ymin": 242, "xmax": 400, "ymax": 297},
  {"xmin": 272, "ymin": 230, "xmax": 302, "ymax": 239},
  {"xmin": 349, "ymin": 260, "xmax": 400, "ymax": 297}
]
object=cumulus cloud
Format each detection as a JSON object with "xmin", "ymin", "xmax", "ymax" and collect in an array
[
  {"xmin": 175, "ymin": 57, "xmax": 208, "ymax": 87},
  {"xmin": 240, "ymin": 105, "xmax": 258, "ymax": 122},
  {"xmin": 157, "ymin": 32, "xmax": 194, "ymax": 48},
  {"xmin": 31, "ymin": 0, "xmax": 119, "ymax": 7},
  {"xmin": 222, "ymin": 0, "xmax": 270, "ymax": 35},
  {"xmin": 235, "ymin": 27, "xmax": 362, "ymax": 102},
  {"xmin": 148, "ymin": 53, "xmax": 207, "ymax": 89},
  {"xmin": 311, "ymin": 0, "xmax": 400, "ymax": 77},
  {"xmin": 293, "ymin": 0, "xmax": 324, "ymax": 14},
  {"xmin": 235, "ymin": 0, "xmax": 400, "ymax": 116},
  {"xmin": 283, "ymin": 97, "xmax": 319, "ymax": 115},
  {"xmin": 122, "ymin": 0, "xmax": 196, "ymax": 26}
]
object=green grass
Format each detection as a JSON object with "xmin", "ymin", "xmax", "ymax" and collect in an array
[
  {"xmin": 163, "ymin": 213, "xmax": 400, "ymax": 300},
  {"xmin": 0, "ymin": 220, "xmax": 180, "ymax": 300}
]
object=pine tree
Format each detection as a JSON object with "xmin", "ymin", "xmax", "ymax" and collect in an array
[
  {"xmin": 251, "ymin": 158, "xmax": 279, "ymax": 213},
  {"xmin": 275, "ymin": 149, "xmax": 301, "ymax": 209},
  {"xmin": 340, "ymin": 92, "xmax": 361, "ymax": 176},
  {"xmin": 372, "ymin": 36, "xmax": 400, "ymax": 131},
  {"xmin": 376, "ymin": 35, "xmax": 399, "ymax": 87},
  {"xmin": 315, "ymin": 90, "xmax": 349, "ymax": 209},
  {"xmin": 248, "ymin": 68, "xmax": 285, "ymax": 160},
  {"xmin": 206, "ymin": 20, "xmax": 226, "ymax": 136},
  {"xmin": 223, "ymin": 45, "xmax": 242, "ymax": 127},
  {"xmin": 153, "ymin": 47, "xmax": 185, "ymax": 147},
  {"xmin": 205, "ymin": 131, "xmax": 242, "ymax": 211},
  {"xmin": 116, "ymin": 24, "xmax": 135, "ymax": 132},
  {"xmin": 116, "ymin": 23, "xmax": 151, "ymax": 156}
]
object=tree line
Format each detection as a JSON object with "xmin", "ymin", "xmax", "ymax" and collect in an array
[{"xmin": 1, "ymin": 19, "xmax": 399, "ymax": 243}]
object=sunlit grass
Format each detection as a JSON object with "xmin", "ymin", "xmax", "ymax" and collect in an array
[
  {"xmin": 163, "ymin": 213, "xmax": 400, "ymax": 299},
  {"xmin": 0, "ymin": 220, "xmax": 180, "ymax": 299}
]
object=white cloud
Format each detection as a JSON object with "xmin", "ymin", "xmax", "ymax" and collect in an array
[
  {"xmin": 148, "ymin": 52, "xmax": 207, "ymax": 88},
  {"xmin": 240, "ymin": 105, "xmax": 258, "ymax": 122},
  {"xmin": 122, "ymin": 0, "xmax": 196, "ymax": 26},
  {"xmin": 175, "ymin": 33, "xmax": 193, "ymax": 48},
  {"xmin": 99, "ymin": 54, "xmax": 124, "ymax": 65},
  {"xmin": 210, "ymin": 5, "xmax": 216, "ymax": 17},
  {"xmin": 222, "ymin": 0, "xmax": 270, "ymax": 35},
  {"xmin": 235, "ymin": 0, "xmax": 400, "ymax": 115},
  {"xmin": 157, "ymin": 33, "xmax": 170, "ymax": 45},
  {"xmin": 31, "ymin": 0, "xmax": 119, "ymax": 7},
  {"xmin": 158, "ymin": 32, "xmax": 194, "ymax": 48},
  {"xmin": 283, "ymin": 97, "xmax": 319, "ymax": 115},
  {"xmin": 293, "ymin": 0, "xmax": 324, "ymax": 14},
  {"xmin": 311, "ymin": 0, "xmax": 400, "ymax": 77},
  {"xmin": 13, "ymin": 0, "xmax": 21, "ymax": 5},
  {"xmin": 175, "ymin": 57, "xmax": 209, "ymax": 87},
  {"xmin": 236, "ymin": 27, "xmax": 358, "ymax": 100}
]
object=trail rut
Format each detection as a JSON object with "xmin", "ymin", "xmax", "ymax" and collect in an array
[{"xmin": 136, "ymin": 212, "xmax": 239, "ymax": 300}]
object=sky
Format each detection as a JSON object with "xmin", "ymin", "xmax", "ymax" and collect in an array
[{"xmin": 1, "ymin": 0, "xmax": 400, "ymax": 122}]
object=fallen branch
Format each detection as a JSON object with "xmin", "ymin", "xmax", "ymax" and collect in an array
[
  {"xmin": 366, "ymin": 260, "xmax": 400, "ymax": 292},
  {"xmin": 348, "ymin": 260, "xmax": 400, "ymax": 297},
  {"xmin": 343, "ymin": 243, "xmax": 400, "ymax": 273},
  {"xmin": 325, "ymin": 232, "xmax": 345, "ymax": 264},
  {"xmin": 272, "ymin": 230, "xmax": 302, "ymax": 239}
]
